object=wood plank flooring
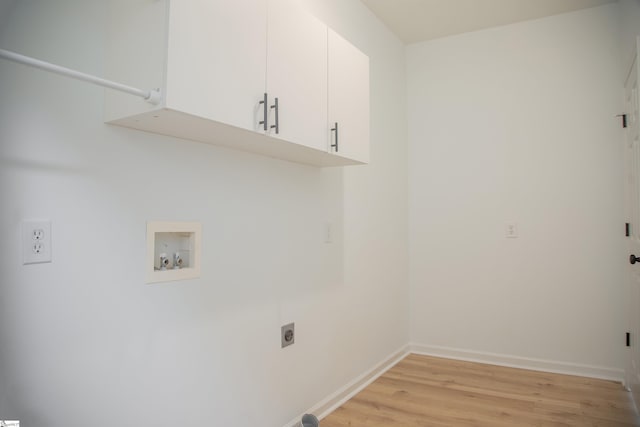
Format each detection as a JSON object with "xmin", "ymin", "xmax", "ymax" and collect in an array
[{"xmin": 321, "ymin": 354, "xmax": 640, "ymax": 426}]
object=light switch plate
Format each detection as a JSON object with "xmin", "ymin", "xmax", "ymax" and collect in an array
[{"xmin": 324, "ymin": 222, "xmax": 333, "ymax": 243}]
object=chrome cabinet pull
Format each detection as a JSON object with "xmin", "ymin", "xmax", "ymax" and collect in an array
[
  {"xmin": 270, "ymin": 97, "xmax": 279, "ymax": 134},
  {"xmin": 331, "ymin": 122, "xmax": 339, "ymax": 152},
  {"xmin": 259, "ymin": 92, "xmax": 268, "ymax": 131}
]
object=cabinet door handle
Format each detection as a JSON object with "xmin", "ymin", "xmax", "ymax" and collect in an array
[
  {"xmin": 259, "ymin": 92, "xmax": 268, "ymax": 131},
  {"xmin": 331, "ymin": 122, "xmax": 339, "ymax": 152},
  {"xmin": 270, "ymin": 97, "xmax": 279, "ymax": 134}
]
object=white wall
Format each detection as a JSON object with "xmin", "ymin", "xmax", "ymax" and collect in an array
[
  {"xmin": 407, "ymin": 4, "xmax": 625, "ymax": 376},
  {"xmin": 0, "ymin": 1, "xmax": 408, "ymax": 426}
]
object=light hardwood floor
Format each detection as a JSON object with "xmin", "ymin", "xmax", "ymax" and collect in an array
[{"xmin": 321, "ymin": 354, "xmax": 639, "ymax": 426}]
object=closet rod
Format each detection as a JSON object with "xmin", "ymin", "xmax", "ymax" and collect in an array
[{"xmin": 0, "ymin": 48, "xmax": 161, "ymax": 104}]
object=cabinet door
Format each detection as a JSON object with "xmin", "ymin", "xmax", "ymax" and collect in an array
[
  {"xmin": 164, "ymin": 0, "xmax": 267, "ymax": 132},
  {"xmin": 266, "ymin": 0, "xmax": 327, "ymax": 151},
  {"xmin": 328, "ymin": 29, "xmax": 370, "ymax": 164}
]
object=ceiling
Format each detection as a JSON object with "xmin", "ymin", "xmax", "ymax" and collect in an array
[{"xmin": 360, "ymin": 0, "xmax": 618, "ymax": 44}]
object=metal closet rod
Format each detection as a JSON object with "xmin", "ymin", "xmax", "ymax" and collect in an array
[{"xmin": 0, "ymin": 48, "xmax": 161, "ymax": 104}]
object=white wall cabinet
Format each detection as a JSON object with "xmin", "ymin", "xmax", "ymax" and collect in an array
[
  {"xmin": 165, "ymin": 0, "xmax": 267, "ymax": 133},
  {"xmin": 105, "ymin": 0, "xmax": 368, "ymax": 167},
  {"xmin": 266, "ymin": 0, "xmax": 328, "ymax": 152},
  {"xmin": 328, "ymin": 29, "xmax": 370, "ymax": 164}
]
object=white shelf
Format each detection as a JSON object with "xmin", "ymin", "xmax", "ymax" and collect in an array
[{"xmin": 109, "ymin": 108, "xmax": 364, "ymax": 167}]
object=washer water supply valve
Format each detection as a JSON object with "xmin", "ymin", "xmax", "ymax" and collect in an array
[
  {"xmin": 159, "ymin": 253, "xmax": 169, "ymax": 271},
  {"xmin": 173, "ymin": 252, "xmax": 183, "ymax": 269}
]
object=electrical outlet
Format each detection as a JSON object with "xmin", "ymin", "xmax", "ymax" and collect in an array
[
  {"xmin": 505, "ymin": 222, "xmax": 518, "ymax": 238},
  {"xmin": 281, "ymin": 323, "xmax": 295, "ymax": 348},
  {"xmin": 22, "ymin": 220, "xmax": 52, "ymax": 264}
]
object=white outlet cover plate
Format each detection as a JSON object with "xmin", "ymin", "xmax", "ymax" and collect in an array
[
  {"xmin": 505, "ymin": 222, "xmax": 519, "ymax": 238},
  {"xmin": 22, "ymin": 220, "xmax": 52, "ymax": 264}
]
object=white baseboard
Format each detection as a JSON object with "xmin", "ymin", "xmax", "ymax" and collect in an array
[
  {"xmin": 410, "ymin": 343, "xmax": 624, "ymax": 382},
  {"xmin": 282, "ymin": 344, "xmax": 410, "ymax": 427}
]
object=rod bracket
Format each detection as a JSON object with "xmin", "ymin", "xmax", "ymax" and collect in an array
[{"xmin": 145, "ymin": 88, "xmax": 162, "ymax": 105}]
